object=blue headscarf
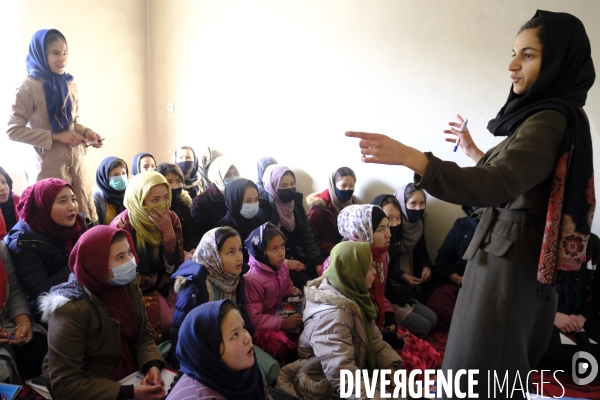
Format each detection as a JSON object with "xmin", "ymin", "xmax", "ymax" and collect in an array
[
  {"xmin": 177, "ymin": 299, "xmax": 265, "ymax": 399},
  {"xmin": 26, "ymin": 29, "xmax": 74, "ymax": 133},
  {"xmin": 131, "ymin": 153, "xmax": 156, "ymax": 176},
  {"xmin": 96, "ymin": 157, "xmax": 128, "ymax": 214},
  {"xmin": 245, "ymin": 222, "xmax": 278, "ymax": 268}
]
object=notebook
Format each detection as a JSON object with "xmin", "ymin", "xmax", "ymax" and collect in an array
[
  {"xmin": 118, "ymin": 368, "xmax": 178, "ymax": 389},
  {"xmin": 0, "ymin": 384, "xmax": 21, "ymax": 400}
]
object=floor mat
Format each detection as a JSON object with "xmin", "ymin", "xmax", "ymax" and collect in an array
[{"xmin": 424, "ymin": 332, "xmax": 600, "ymax": 399}]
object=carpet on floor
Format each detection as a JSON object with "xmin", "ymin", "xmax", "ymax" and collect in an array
[{"xmin": 424, "ymin": 332, "xmax": 600, "ymax": 399}]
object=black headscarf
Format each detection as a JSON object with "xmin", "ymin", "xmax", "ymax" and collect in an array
[
  {"xmin": 0, "ymin": 167, "xmax": 17, "ymax": 233},
  {"xmin": 371, "ymin": 195, "xmax": 402, "ymax": 268},
  {"xmin": 176, "ymin": 299, "xmax": 266, "ymax": 400},
  {"xmin": 131, "ymin": 153, "xmax": 156, "ymax": 176},
  {"xmin": 96, "ymin": 157, "xmax": 128, "ymax": 214},
  {"xmin": 488, "ymin": 10, "xmax": 595, "ymax": 286},
  {"xmin": 222, "ymin": 179, "xmax": 265, "ymax": 240}
]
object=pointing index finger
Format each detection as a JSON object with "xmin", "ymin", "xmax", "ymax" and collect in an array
[{"xmin": 345, "ymin": 131, "xmax": 378, "ymax": 139}]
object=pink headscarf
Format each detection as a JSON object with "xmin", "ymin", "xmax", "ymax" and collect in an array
[{"xmin": 263, "ymin": 165, "xmax": 296, "ymax": 232}]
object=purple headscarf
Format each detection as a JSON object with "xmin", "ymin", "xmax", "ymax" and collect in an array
[{"xmin": 263, "ymin": 165, "xmax": 296, "ymax": 232}]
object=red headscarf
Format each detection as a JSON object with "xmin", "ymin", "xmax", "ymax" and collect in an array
[
  {"xmin": 69, "ymin": 225, "xmax": 140, "ymax": 380},
  {"xmin": 17, "ymin": 178, "xmax": 84, "ymax": 255}
]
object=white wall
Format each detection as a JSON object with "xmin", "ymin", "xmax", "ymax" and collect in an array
[
  {"xmin": 147, "ymin": 0, "xmax": 600, "ymax": 257},
  {"xmin": 0, "ymin": 1, "xmax": 597, "ymax": 257},
  {"xmin": 0, "ymin": 0, "xmax": 149, "ymax": 193}
]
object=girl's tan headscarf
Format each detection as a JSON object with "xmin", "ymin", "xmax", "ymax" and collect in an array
[{"xmin": 327, "ymin": 170, "xmax": 355, "ymax": 216}]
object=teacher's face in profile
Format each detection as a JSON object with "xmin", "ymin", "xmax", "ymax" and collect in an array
[{"xmin": 508, "ymin": 27, "xmax": 543, "ymax": 95}]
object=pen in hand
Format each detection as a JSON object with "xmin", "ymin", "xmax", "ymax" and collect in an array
[{"xmin": 453, "ymin": 119, "xmax": 468, "ymax": 152}]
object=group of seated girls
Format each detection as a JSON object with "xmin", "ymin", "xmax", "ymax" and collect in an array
[{"xmin": 0, "ymin": 145, "xmax": 598, "ymax": 399}]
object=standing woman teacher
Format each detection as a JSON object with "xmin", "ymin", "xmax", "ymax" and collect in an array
[{"xmin": 347, "ymin": 10, "xmax": 595, "ymax": 398}]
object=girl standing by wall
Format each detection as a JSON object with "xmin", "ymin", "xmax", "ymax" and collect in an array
[{"xmin": 7, "ymin": 29, "xmax": 103, "ymax": 224}]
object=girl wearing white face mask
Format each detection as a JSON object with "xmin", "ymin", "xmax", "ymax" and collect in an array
[
  {"xmin": 216, "ymin": 179, "xmax": 268, "ymax": 263},
  {"xmin": 40, "ymin": 226, "xmax": 165, "ymax": 400}
]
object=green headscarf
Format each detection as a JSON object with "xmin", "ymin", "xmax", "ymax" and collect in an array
[{"xmin": 323, "ymin": 241, "xmax": 376, "ymax": 372}]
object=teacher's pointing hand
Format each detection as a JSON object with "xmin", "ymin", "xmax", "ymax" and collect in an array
[{"xmin": 345, "ymin": 131, "xmax": 430, "ymax": 175}]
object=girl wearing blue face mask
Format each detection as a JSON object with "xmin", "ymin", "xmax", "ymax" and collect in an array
[
  {"xmin": 93, "ymin": 157, "xmax": 129, "ymax": 226},
  {"xmin": 307, "ymin": 167, "xmax": 357, "ymax": 261},
  {"xmin": 40, "ymin": 225, "xmax": 165, "ymax": 400},
  {"xmin": 216, "ymin": 179, "xmax": 268, "ymax": 262},
  {"xmin": 191, "ymin": 156, "xmax": 241, "ymax": 239}
]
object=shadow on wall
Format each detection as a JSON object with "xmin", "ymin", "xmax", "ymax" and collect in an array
[
  {"xmin": 360, "ymin": 180, "xmax": 396, "ymax": 204},
  {"xmin": 422, "ymin": 196, "xmax": 464, "ymax": 261},
  {"xmin": 293, "ymin": 168, "xmax": 316, "ymax": 210}
]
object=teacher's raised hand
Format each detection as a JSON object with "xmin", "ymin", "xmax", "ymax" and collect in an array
[{"xmin": 345, "ymin": 131, "xmax": 430, "ymax": 175}]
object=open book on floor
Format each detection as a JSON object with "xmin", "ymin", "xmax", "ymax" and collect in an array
[
  {"xmin": 25, "ymin": 376, "xmax": 51, "ymax": 399},
  {"xmin": 26, "ymin": 369, "xmax": 178, "ymax": 400},
  {"xmin": 119, "ymin": 368, "xmax": 178, "ymax": 390}
]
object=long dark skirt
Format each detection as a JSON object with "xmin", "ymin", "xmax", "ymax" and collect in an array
[{"xmin": 440, "ymin": 224, "xmax": 558, "ymax": 399}]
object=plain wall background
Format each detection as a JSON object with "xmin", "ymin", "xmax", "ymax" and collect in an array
[
  {"xmin": 147, "ymin": 0, "xmax": 600, "ymax": 257},
  {"xmin": 0, "ymin": 0, "xmax": 598, "ymax": 258}
]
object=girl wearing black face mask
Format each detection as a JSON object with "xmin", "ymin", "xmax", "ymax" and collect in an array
[
  {"xmin": 156, "ymin": 163, "xmax": 200, "ymax": 253},
  {"xmin": 393, "ymin": 184, "xmax": 434, "ymax": 301},
  {"xmin": 174, "ymin": 146, "xmax": 211, "ymax": 199},
  {"xmin": 263, "ymin": 165, "xmax": 323, "ymax": 291},
  {"xmin": 306, "ymin": 167, "xmax": 357, "ymax": 260}
]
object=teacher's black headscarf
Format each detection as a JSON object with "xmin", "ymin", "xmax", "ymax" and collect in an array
[{"xmin": 488, "ymin": 10, "xmax": 595, "ymax": 286}]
